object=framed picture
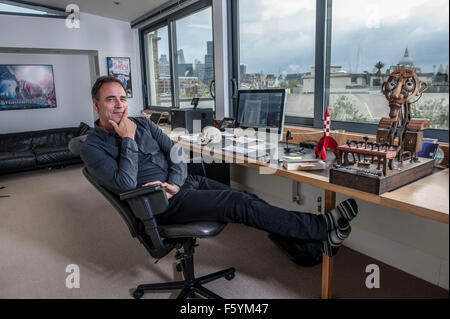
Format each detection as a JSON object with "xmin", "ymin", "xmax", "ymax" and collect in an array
[
  {"xmin": 0, "ymin": 65, "xmax": 57, "ymax": 111},
  {"xmin": 107, "ymin": 57, "xmax": 132, "ymax": 98}
]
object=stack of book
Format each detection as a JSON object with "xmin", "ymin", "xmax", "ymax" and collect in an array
[{"xmin": 282, "ymin": 156, "xmax": 326, "ymax": 171}]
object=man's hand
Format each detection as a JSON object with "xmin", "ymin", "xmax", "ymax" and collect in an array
[
  {"xmin": 142, "ymin": 181, "xmax": 180, "ymax": 200},
  {"xmin": 109, "ymin": 107, "xmax": 136, "ymax": 139}
]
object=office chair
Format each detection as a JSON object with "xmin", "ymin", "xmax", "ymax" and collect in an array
[{"xmin": 82, "ymin": 165, "xmax": 235, "ymax": 299}]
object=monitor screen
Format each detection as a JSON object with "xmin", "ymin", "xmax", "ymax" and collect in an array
[
  {"xmin": 150, "ymin": 112, "xmax": 162, "ymax": 125},
  {"xmin": 235, "ymin": 89, "xmax": 286, "ymax": 137}
]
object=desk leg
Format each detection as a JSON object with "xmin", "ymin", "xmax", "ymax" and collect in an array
[{"xmin": 321, "ymin": 190, "xmax": 336, "ymax": 299}]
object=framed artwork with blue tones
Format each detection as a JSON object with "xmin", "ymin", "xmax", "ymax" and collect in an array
[{"xmin": 0, "ymin": 65, "xmax": 57, "ymax": 111}]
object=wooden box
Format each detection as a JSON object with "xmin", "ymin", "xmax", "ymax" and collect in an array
[
  {"xmin": 329, "ymin": 158, "xmax": 435, "ymax": 195},
  {"xmin": 376, "ymin": 128, "xmax": 389, "ymax": 144},
  {"xmin": 404, "ymin": 131, "xmax": 423, "ymax": 153}
]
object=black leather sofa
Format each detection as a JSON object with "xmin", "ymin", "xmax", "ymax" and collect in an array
[{"xmin": 0, "ymin": 123, "xmax": 91, "ymax": 175}]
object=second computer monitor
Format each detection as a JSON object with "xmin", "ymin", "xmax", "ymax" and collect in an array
[{"xmin": 235, "ymin": 89, "xmax": 286, "ymax": 139}]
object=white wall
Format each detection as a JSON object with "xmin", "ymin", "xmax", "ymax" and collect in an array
[
  {"xmin": 230, "ymin": 165, "xmax": 449, "ymax": 290},
  {"xmin": 0, "ymin": 12, "xmax": 142, "ymax": 133}
]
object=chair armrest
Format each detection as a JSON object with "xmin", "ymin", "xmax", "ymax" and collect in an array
[
  {"xmin": 120, "ymin": 184, "xmax": 169, "ymax": 216},
  {"xmin": 119, "ymin": 184, "xmax": 164, "ymax": 201}
]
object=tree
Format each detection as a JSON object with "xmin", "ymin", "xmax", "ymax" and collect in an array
[
  {"xmin": 287, "ymin": 79, "xmax": 300, "ymax": 91},
  {"xmin": 375, "ymin": 61, "xmax": 384, "ymax": 76},
  {"xmin": 329, "ymin": 95, "xmax": 368, "ymax": 122},
  {"xmin": 411, "ymin": 98, "xmax": 449, "ymax": 129}
]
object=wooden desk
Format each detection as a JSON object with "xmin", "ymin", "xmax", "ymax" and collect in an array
[{"xmin": 169, "ymin": 133, "xmax": 449, "ymax": 298}]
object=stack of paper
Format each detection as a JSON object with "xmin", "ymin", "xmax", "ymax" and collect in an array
[{"xmin": 282, "ymin": 158, "xmax": 326, "ymax": 171}]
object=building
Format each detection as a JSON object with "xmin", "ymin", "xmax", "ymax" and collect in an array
[
  {"xmin": 204, "ymin": 40, "xmax": 214, "ymax": 86},
  {"xmin": 177, "ymin": 49, "xmax": 185, "ymax": 64},
  {"xmin": 239, "ymin": 64, "xmax": 247, "ymax": 75}
]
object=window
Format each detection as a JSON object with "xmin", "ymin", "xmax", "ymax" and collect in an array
[
  {"xmin": 143, "ymin": 25, "xmax": 172, "ymax": 107},
  {"xmin": 175, "ymin": 8, "xmax": 215, "ymax": 108},
  {"xmin": 0, "ymin": 2, "xmax": 67, "ymax": 18},
  {"xmin": 230, "ymin": 0, "xmax": 448, "ymax": 140},
  {"xmin": 141, "ymin": 4, "xmax": 215, "ymax": 110},
  {"xmin": 236, "ymin": 0, "xmax": 316, "ymax": 119},
  {"xmin": 328, "ymin": 0, "xmax": 449, "ymax": 130}
]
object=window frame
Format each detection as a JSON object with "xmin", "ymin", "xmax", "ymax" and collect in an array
[
  {"xmin": 228, "ymin": 0, "xmax": 449, "ymax": 142},
  {"xmin": 0, "ymin": 0, "xmax": 68, "ymax": 19},
  {"xmin": 138, "ymin": 0, "xmax": 214, "ymax": 111}
]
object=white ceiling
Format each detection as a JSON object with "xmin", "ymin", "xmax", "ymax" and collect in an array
[{"xmin": 15, "ymin": 0, "xmax": 171, "ymax": 22}]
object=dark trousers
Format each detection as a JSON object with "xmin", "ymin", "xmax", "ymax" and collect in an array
[{"xmin": 157, "ymin": 175, "xmax": 327, "ymax": 257}]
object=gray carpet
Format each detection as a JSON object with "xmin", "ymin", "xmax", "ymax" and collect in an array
[{"xmin": 0, "ymin": 165, "xmax": 447, "ymax": 299}]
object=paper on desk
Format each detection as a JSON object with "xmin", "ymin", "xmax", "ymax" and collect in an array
[
  {"xmin": 247, "ymin": 143, "xmax": 269, "ymax": 151},
  {"xmin": 222, "ymin": 131, "xmax": 235, "ymax": 137},
  {"xmin": 178, "ymin": 134, "xmax": 200, "ymax": 142},
  {"xmin": 223, "ymin": 145, "xmax": 255, "ymax": 155},
  {"xmin": 233, "ymin": 136, "xmax": 264, "ymax": 144},
  {"xmin": 282, "ymin": 155, "xmax": 303, "ymax": 160}
]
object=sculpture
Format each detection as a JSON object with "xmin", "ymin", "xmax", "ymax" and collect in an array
[
  {"xmin": 330, "ymin": 68, "xmax": 435, "ymax": 194},
  {"xmin": 378, "ymin": 67, "xmax": 429, "ymax": 163}
]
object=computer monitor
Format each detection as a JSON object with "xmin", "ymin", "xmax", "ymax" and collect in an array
[
  {"xmin": 235, "ymin": 89, "xmax": 286, "ymax": 140},
  {"xmin": 150, "ymin": 112, "xmax": 162, "ymax": 125}
]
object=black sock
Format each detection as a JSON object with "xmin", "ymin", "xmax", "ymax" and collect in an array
[
  {"xmin": 322, "ymin": 219, "xmax": 351, "ymax": 257},
  {"xmin": 323, "ymin": 198, "xmax": 358, "ymax": 231}
]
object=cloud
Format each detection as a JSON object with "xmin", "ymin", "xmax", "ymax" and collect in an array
[
  {"xmin": 289, "ymin": 65, "xmax": 302, "ymax": 72},
  {"xmin": 240, "ymin": 22, "xmax": 265, "ymax": 35},
  {"xmin": 260, "ymin": 0, "xmax": 314, "ymax": 21},
  {"xmin": 186, "ymin": 23, "xmax": 212, "ymax": 30}
]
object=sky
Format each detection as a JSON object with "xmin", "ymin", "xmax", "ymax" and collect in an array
[
  {"xmin": 239, "ymin": 0, "xmax": 449, "ymax": 74},
  {"xmin": 148, "ymin": 0, "xmax": 449, "ymax": 76},
  {"xmin": 148, "ymin": 8, "xmax": 213, "ymax": 69}
]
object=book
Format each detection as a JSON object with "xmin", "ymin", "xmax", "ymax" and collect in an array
[{"xmin": 282, "ymin": 158, "xmax": 326, "ymax": 171}]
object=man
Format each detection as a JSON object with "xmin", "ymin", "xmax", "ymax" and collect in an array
[{"xmin": 81, "ymin": 76, "xmax": 358, "ymax": 259}]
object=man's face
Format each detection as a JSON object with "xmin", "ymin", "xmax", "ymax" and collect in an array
[{"xmin": 93, "ymin": 82, "xmax": 128, "ymax": 128}]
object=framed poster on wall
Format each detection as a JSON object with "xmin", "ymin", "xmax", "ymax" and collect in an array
[
  {"xmin": 0, "ymin": 65, "xmax": 57, "ymax": 111},
  {"xmin": 107, "ymin": 57, "xmax": 132, "ymax": 98}
]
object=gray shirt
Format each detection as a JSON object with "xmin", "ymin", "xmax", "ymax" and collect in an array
[{"xmin": 80, "ymin": 117, "xmax": 187, "ymax": 194}]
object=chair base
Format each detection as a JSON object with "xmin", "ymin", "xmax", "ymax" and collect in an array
[{"xmin": 133, "ymin": 267, "xmax": 236, "ymax": 299}]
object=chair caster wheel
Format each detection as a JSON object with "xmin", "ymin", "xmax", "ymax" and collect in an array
[
  {"xmin": 133, "ymin": 288, "xmax": 144, "ymax": 299},
  {"xmin": 225, "ymin": 272, "xmax": 235, "ymax": 280}
]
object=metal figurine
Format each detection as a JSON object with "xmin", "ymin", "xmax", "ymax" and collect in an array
[
  {"xmin": 380, "ymin": 67, "xmax": 428, "ymax": 162},
  {"xmin": 330, "ymin": 68, "xmax": 435, "ymax": 194}
]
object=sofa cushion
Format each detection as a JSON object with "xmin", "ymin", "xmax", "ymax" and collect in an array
[
  {"xmin": 0, "ymin": 133, "xmax": 33, "ymax": 152},
  {"xmin": 32, "ymin": 130, "xmax": 77, "ymax": 149},
  {"xmin": 0, "ymin": 151, "xmax": 36, "ymax": 170},
  {"xmin": 33, "ymin": 146, "xmax": 79, "ymax": 164}
]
